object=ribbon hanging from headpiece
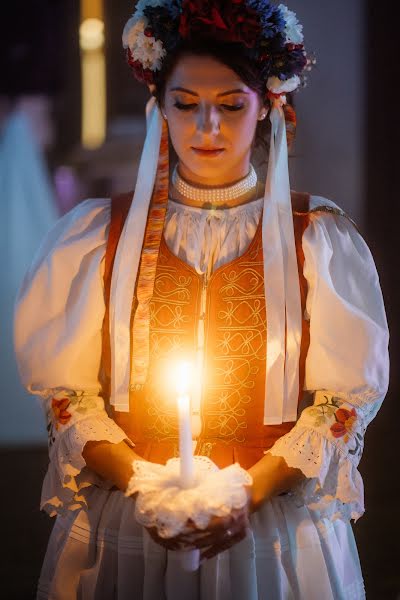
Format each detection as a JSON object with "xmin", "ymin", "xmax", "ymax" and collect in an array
[
  {"xmin": 262, "ymin": 97, "xmax": 302, "ymax": 424},
  {"xmin": 109, "ymin": 97, "xmax": 163, "ymax": 411}
]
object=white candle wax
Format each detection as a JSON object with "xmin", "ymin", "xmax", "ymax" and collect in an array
[{"xmin": 178, "ymin": 393, "xmax": 194, "ymax": 488}]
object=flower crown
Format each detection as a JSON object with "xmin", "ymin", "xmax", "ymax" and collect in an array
[{"xmin": 122, "ymin": 0, "xmax": 315, "ymax": 97}]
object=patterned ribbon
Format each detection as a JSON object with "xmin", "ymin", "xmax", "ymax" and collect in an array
[
  {"xmin": 109, "ymin": 98, "xmax": 165, "ymax": 411},
  {"xmin": 130, "ymin": 116, "xmax": 170, "ymax": 388}
]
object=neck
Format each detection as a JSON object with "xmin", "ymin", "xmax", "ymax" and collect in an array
[{"xmin": 177, "ymin": 159, "xmax": 251, "ymax": 188}]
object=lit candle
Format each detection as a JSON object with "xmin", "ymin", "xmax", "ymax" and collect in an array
[
  {"xmin": 176, "ymin": 362, "xmax": 194, "ymax": 488},
  {"xmin": 175, "ymin": 361, "xmax": 200, "ymax": 572}
]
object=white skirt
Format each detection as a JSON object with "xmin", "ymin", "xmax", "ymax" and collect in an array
[{"xmin": 36, "ymin": 485, "xmax": 365, "ymax": 600}]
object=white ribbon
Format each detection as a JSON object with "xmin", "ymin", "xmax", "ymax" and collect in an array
[
  {"xmin": 109, "ymin": 96, "xmax": 163, "ymax": 411},
  {"xmin": 262, "ymin": 99, "xmax": 302, "ymax": 424}
]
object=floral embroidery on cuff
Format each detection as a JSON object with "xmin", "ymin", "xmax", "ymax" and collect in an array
[
  {"xmin": 330, "ymin": 407, "xmax": 357, "ymax": 442},
  {"xmin": 46, "ymin": 390, "xmax": 104, "ymax": 450},
  {"xmin": 51, "ymin": 397, "xmax": 72, "ymax": 429},
  {"xmin": 305, "ymin": 394, "xmax": 364, "ymax": 461}
]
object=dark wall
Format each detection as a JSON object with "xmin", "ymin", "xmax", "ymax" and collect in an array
[
  {"xmin": 105, "ymin": 0, "xmax": 149, "ymax": 117},
  {"xmin": 354, "ymin": 2, "xmax": 400, "ymax": 599},
  {"xmin": 0, "ymin": 1, "xmax": 81, "ymax": 157}
]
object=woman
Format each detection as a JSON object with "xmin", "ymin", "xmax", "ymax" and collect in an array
[{"xmin": 14, "ymin": 1, "xmax": 389, "ymax": 599}]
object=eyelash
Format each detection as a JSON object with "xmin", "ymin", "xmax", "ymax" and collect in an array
[{"xmin": 173, "ymin": 101, "xmax": 244, "ymax": 112}]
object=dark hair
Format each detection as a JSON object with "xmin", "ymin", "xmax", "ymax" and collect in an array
[{"xmin": 152, "ymin": 40, "xmax": 296, "ymax": 165}]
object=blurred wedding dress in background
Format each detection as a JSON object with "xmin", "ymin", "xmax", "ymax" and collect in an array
[{"xmin": 0, "ymin": 97, "xmax": 58, "ymax": 445}]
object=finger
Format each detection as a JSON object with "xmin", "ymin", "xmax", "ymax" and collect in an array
[
  {"xmin": 174, "ymin": 523, "xmax": 229, "ymax": 548},
  {"xmin": 198, "ymin": 521, "xmax": 248, "ymax": 555},
  {"xmin": 200, "ymin": 529, "xmax": 247, "ymax": 561},
  {"xmin": 184, "ymin": 509, "xmax": 247, "ymax": 539},
  {"xmin": 201, "ymin": 528, "xmax": 247, "ymax": 560},
  {"xmin": 152, "ymin": 536, "xmax": 195, "ymax": 551},
  {"xmin": 147, "ymin": 523, "xmax": 212, "ymax": 551},
  {"xmin": 146, "ymin": 528, "xmax": 192, "ymax": 551},
  {"xmin": 185, "ymin": 513, "xmax": 249, "ymax": 550},
  {"xmin": 203, "ymin": 514, "xmax": 234, "ymax": 533},
  {"xmin": 198, "ymin": 514, "xmax": 243, "ymax": 538},
  {"xmin": 197, "ymin": 524, "xmax": 245, "ymax": 549}
]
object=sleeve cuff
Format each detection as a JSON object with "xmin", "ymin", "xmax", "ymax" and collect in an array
[
  {"xmin": 267, "ymin": 425, "xmax": 364, "ymax": 522},
  {"xmin": 41, "ymin": 414, "xmax": 134, "ymax": 517}
]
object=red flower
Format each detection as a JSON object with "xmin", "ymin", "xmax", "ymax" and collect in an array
[
  {"xmin": 126, "ymin": 49, "xmax": 155, "ymax": 85},
  {"xmin": 51, "ymin": 397, "xmax": 72, "ymax": 429},
  {"xmin": 179, "ymin": 0, "xmax": 262, "ymax": 48},
  {"xmin": 330, "ymin": 407, "xmax": 357, "ymax": 442}
]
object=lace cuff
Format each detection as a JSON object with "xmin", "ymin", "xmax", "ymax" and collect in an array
[
  {"xmin": 267, "ymin": 392, "xmax": 368, "ymax": 522},
  {"xmin": 41, "ymin": 413, "xmax": 134, "ymax": 517}
]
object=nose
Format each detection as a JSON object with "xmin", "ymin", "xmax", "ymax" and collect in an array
[{"xmin": 196, "ymin": 103, "xmax": 220, "ymax": 135}]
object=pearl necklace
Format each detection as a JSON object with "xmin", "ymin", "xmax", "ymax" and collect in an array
[{"xmin": 172, "ymin": 164, "xmax": 257, "ymax": 203}]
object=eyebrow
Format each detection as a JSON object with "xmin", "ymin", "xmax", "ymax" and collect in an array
[{"xmin": 169, "ymin": 87, "xmax": 249, "ymax": 97}]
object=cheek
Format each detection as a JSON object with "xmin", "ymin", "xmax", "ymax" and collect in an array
[
  {"xmin": 166, "ymin": 114, "xmax": 193, "ymax": 151},
  {"xmin": 240, "ymin": 103, "xmax": 260, "ymax": 134},
  {"xmin": 226, "ymin": 110, "xmax": 259, "ymax": 149},
  {"xmin": 169, "ymin": 131, "xmax": 188, "ymax": 164}
]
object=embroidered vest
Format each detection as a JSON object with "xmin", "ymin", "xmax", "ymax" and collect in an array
[{"xmin": 101, "ymin": 191, "xmax": 311, "ymax": 469}]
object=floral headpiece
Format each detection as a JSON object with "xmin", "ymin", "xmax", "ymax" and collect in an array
[{"xmin": 122, "ymin": 0, "xmax": 314, "ymax": 97}]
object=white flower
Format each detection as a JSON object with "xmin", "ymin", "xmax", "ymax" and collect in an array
[
  {"xmin": 122, "ymin": 16, "xmax": 148, "ymax": 49},
  {"xmin": 132, "ymin": 32, "xmax": 166, "ymax": 71},
  {"xmin": 267, "ymin": 75, "xmax": 300, "ymax": 94},
  {"xmin": 122, "ymin": 3, "xmax": 168, "ymax": 71},
  {"xmin": 278, "ymin": 4, "xmax": 304, "ymax": 44},
  {"xmin": 122, "ymin": 0, "xmax": 169, "ymax": 47}
]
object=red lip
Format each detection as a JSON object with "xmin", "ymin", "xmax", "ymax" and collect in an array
[
  {"xmin": 191, "ymin": 147, "xmax": 225, "ymax": 156},
  {"xmin": 192, "ymin": 146, "xmax": 224, "ymax": 152}
]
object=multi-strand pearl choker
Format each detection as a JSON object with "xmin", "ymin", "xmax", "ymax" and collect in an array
[{"xmin": 172, "ymin": 163, "xmax": 257, "ymax": 204}]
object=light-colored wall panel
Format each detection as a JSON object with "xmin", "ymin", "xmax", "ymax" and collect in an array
[{"xmin": 290, "ymin": 0, "xmax": 365, "ymax": 227}]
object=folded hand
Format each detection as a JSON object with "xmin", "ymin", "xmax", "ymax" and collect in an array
[{"xmin": 146, "ymin": 503, "xmax": 250, "ymax": 561}]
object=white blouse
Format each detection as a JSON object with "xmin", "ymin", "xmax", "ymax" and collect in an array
[{"xmin": 13, "ymin": 194, "xmax": 389, "ymax": 521}]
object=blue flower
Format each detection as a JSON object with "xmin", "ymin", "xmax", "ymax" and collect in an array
[
  {"xmin": 270, "ymin": 46, "xmax": 307, "ymax": 80},
  {"xmin": 165, "ymin": 0, "xmax": 182, "ymax": 20},
  {"xmin": 143, "ymin": 5, "xmax": 181, "ymax": 50},
  {"xmin": 246, "ymin": 0, "xmax": 285, "ymax": 38}
]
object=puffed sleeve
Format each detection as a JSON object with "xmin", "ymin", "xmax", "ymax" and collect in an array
[
  {"xmin": 14, "ymin": 198, "xmax": 134, "ymax": 518},
  {"xmin": 268, "ymin": 197, "xmax": 389, "ymax": 522}
]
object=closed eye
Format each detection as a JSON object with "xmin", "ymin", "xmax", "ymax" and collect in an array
[
  {"xmin": 221, "ymin": 104, "xmax": 244, "ymax": 112},
  {"xmin": 173, "ymin": 101, "xmax": 245, "ymax": 112},
  {"xmin": 173, "ymin": 101, "xmax": 197, "ymax": 111}
]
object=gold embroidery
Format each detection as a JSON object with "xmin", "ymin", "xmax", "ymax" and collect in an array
[
  {"xmin": 152, "ymin": 271, "xmax": 192, "ymax": 302},
  {"xmin": 142, "ymin": 257, "xmax": 195, "ymax": 441},
  {"xmin": 204, "ymin": 251, "xmax": 266, "ymax": 442},
  {"xmin": 138, "ymin": 221, "xmax": 268, "ymax": 444},
  {"xmin": 197, "ymin": 441, "xmax": 214, "ymax": 457}
]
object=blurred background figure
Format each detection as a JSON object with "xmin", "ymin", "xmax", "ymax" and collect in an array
[{"xmin": 0, "ymin": 96, "xmax": 58, "ymax": 445}]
